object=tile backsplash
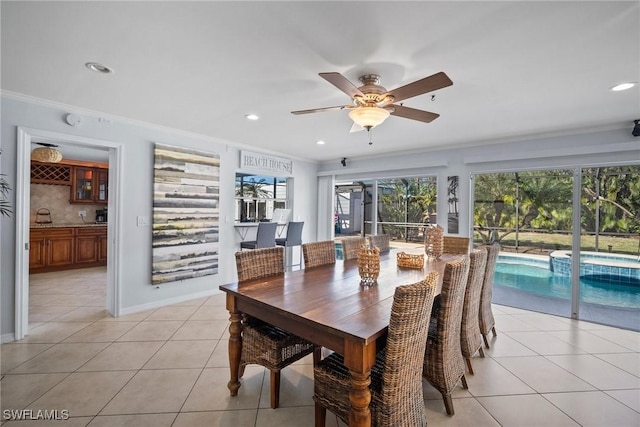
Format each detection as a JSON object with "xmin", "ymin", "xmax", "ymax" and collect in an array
[{"xmin": 31, "ymin": 184, "xmax": 103, "ymax": 225}]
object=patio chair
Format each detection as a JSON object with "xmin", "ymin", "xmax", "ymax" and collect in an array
[
  {"xmin": 460, "ymin": 248, "xmax": 488, "ymax": 374},
  {"xmin": 234, "ymin": 246, "xmax": 318, "ymax": 408},
  {"xmin": 479, "ymin": 243, "xmax": 501, "ymax": 348},
  {"xmin": 423, "ymin": 255, "xmax": 471, "ymax": 416},
  {"xmin": 302, "ymin": 240, "xmax": 336, "ymax": 269},
  {"xmin": 313, "ymin": 272, "xmax": 438, "ymax": 426}
]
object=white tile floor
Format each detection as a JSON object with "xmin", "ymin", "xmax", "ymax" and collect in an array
[{"xmin": 1, "ymin": 267, "xmax": 639, "ymax": 426}]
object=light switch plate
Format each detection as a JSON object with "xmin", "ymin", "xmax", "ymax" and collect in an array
[{"xmin": 137, "ymin": 216, "xmax": 149, "ymax": 227}]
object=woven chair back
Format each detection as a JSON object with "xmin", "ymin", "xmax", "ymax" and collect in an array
[
  {"xmin": 369, "ymin": 234, "xmax": 390, "ymax": 252},
  {"xmin": 340, "ymin": 236, "xmax": 366, "ymax": 260},
  {"xmin": 443, "ymin": 236, "xmax": 470, "ymax": 254},
  {"xmin": 375, "ymin": 272, "xmax": 438, "ymax": 426},
  {"xmin": 423, "ymin": 255, "xmax": 470, "ymax": 396},
  {"xmin": 302, "ymin": 241, "xmax": 336, "ymax": 268},
  {"xmin": 235, "ymin": 246, "xmax": 284, "ymax": 282},
  {"xmin": 479, "ymin": 243, "xmax": 500, "ymax": 335},
  {"xmin": 460, "ymin": 248, "xmax": 488, "ymax": 359}
]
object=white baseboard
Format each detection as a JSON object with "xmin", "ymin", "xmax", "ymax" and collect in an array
[
  {"xmin": 1, "ymin": 332, "xmax": 16, "ymax": 344},
  {"xmin": 118, "ymin": 289, "xmax": 222, "ymax": 317}
]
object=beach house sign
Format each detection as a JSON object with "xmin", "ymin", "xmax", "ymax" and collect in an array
[{"xmin": 240, "ymin": 151, "xmax": 293, "ymax": 176}]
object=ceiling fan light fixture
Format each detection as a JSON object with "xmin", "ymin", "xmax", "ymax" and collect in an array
[
  {"xmin": 31, "ymin": 145, "xmax": 63, "ymax": 163},
  {"xmin": 348, "ymin": 107, "xmax": 390, "ymax": 130}
]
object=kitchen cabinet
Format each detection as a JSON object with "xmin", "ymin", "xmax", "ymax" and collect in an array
[
  {"xmin": 76, "ymin": 227, "xmax": 108, "ymax": 264},
  {"xmin": 30, "ymin": 226, "xmax": 107, "ymax": 273},
  {"xmin": 71, "ymin": 167, "xmax": 108, "ymax": 204},
  {"xmin": 29, "ymin": 228, "xmax": 75, "ymax": 271}
]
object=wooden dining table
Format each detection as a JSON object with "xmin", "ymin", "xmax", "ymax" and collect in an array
[{"xmin": 219, "ymin": 249, "xmax": 458, "ymax": 427}]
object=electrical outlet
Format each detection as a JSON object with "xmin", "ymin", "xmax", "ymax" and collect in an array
[{"xmin": 78, "ymin": 210, "xmax": 87, "ymax": 217}]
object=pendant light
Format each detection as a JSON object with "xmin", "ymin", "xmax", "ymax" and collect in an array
[{"xmin": 31, "ymin": 143, "xmax": 63, "ymax": 163}]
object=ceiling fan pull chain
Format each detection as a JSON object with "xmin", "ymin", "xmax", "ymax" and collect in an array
[{"xmin": 368, "ymin": 128, "xmax": 373, "ymax": 145}]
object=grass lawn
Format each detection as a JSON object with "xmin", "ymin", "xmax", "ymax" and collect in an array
[{"xmin": 475, "ymin": 231, "xmax": 640, "ymax": 256}]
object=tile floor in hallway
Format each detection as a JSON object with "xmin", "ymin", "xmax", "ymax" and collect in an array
[{"xmin": 1, "ymin": 266, "xmax": 639, "ymax": 426}]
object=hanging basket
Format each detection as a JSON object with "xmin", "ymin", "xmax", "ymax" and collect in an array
[{"xmin": 358, "ymin": 244, "xmax": 380, "ymax": 286}]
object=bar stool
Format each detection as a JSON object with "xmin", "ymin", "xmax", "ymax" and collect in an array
[
  {"xmin": 276, "ymin": 221, "xmax": 304, "ymax": 270},
  {"xmin": 240, "ymin": 221, "xmax": 277, "ymax": 250}
]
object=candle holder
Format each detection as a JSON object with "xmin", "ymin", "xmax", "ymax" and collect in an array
[
  {"xmin": 425, "ymin": 224, "xmax": 444, "ymax": 260},
  {"xmin": 358, "ymin": 239, "xmax": 380, "ymax": 286}
]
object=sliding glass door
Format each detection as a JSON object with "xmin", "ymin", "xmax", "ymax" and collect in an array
[
  {"xmin": 473, "ymin": 170, "xmax": 574, "ymax": 318},
  {"xmin": 578, "ymin": 166, "xmax": 640, "ymax": 330}
]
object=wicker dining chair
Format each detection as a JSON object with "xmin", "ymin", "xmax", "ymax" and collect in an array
[
  {"xmin": 340, "ymin": 236, "xmax": 366, "ymax": 260},
  {"xmin": 442, "ymin": 236, "xmax": 470, "ymax": 254},
  {"xmin": 460, "ymin": 248, "xmax": 488, "ymax": 375},
  {"xmin": 314, "ymin": 272, "xmax": 438, "ymax": 426},
  {"xmin": 479, "ymin": 243, "xmax": 501, "ymax": 348},
  {"xmin": 423, "ymin": 255, "xmax": 471, "ymax": 416},
  {"xmin": 234, "ymin": 246, "xmax": 318, "ymax": 409},
  {"xmin": 302, "ymin": 240, "xmax": 337, "ymax": 269},
  {"xmin": 369, "ymin": 234, "xmax": 390, "ymax": 252}
]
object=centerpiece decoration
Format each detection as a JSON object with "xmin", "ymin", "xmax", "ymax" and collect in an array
[
  {"xmin": 397, "ymin": 252, "xmax": 424, "ymax": 269},
  {"xmin": 358, "ymin": 236, "xmax": 380, "ymax": 286},
  {"xmin": 425, "ymin": 224, "xmax": 444, "ymax": 260}
]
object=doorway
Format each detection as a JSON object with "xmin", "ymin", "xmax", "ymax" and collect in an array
[{"xmin": 15, "ymin": 127, "xmax": 123, "ymax": 340}]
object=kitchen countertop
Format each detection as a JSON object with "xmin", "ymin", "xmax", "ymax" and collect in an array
[{"xmin": 31, "ymin": 223, "xmax": 108, "ymax": 228}]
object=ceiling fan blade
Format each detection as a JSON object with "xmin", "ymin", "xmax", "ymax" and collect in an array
[
  {"xmin": 389, "ymin": 104, "xmax": 440, "ymax": 123},
  {"xmin": 291, "ymin": 105, "xmax": 347, "ymax": 115},
  {"xmin": 319, "ymin": 72, "xmax": 364, "ymax": 99},
  {"xmin": 349, "ymin": 122, "xmax": 365, "ymax": 133},
  {"xmin": 384, "ymin": 72, "xmax": 453, "ymax": 103}
]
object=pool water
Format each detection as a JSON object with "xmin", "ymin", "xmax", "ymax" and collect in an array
[{"xmin": 495, "ymin": 259, "xmax": 640, "ymax": 308}]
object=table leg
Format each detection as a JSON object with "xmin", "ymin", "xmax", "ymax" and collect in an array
[
  {"xmin": 227, "ymin": 303, "xmax": 242, "ymax": 396},
  {"xmin": 344, "ymin": 341, "xmax": 376, "ymax": 427},
  {"xmin": 348, "ymin": 369, "xmax": 371, "ymax": 427}
]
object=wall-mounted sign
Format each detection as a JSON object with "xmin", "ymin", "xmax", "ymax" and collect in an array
[{"xmin": 240, "ymin": 150, "xmax": 293, "ymax": 176}]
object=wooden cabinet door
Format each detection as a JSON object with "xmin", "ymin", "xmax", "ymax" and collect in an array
[
  {"xmin": 97, "ymin": 233, "xmax": 108, "ymax": 262},
  {"xmin": 47, "ymin": 234, "xmax": 75, "ymax": 267},
  {"xmin": 96, "ymin": 169, "xmax": 108, "ymax": 203},
  {"xmin": 29, "ymin": 237, "xmax": 47, "ymax": 269},
  {"xmin": 71, "ymin": 167, "xmax": 95, "ymax": 203},
  {"xmin": 75, "ymin": 235, "xmax": 98, "ymax": 264}
]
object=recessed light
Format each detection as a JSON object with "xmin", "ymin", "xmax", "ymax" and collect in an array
[
  {"xmin": 85, "ymin": 62, "xmax": 114, "ymax": 74},
  {"xmin": 245, "ymin": 114, "xmax": 259, "ymax": 121},
  {"xmin": 611, "ymin": 82, "xmax": 636, "ymax": 91},
  {"xmin": 316, "ymin": 140, "xmax": 325, "ymax": 145}
]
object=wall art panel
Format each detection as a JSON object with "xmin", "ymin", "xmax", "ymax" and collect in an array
[{"xmin": 152, "ymin": 144, "xmax": 220, "ymax": 284}]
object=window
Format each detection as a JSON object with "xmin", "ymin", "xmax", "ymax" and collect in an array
[{"xmin": 235, "ymin": 174, "xmax": 288, "ymax": 222}]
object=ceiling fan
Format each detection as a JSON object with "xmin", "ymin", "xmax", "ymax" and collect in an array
[{"xmin": 291, "ymin": 71, "xmax": 453, "ymax": 132}]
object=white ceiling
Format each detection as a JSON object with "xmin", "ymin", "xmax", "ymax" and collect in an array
[{"xmin": 2, "ymin": 1, "xmax": 639, "ymax": 163}]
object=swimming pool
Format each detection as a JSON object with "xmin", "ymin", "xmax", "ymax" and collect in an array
[{"xmin": 496, "ymin": 254, "xmax": 640, "ymax": 308}]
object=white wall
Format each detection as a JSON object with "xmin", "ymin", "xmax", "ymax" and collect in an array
[
  {"xmin": 317, "ymin": 128, "xmax": 640, "ymax": 236},
  {"xmin": 0, "ymin": 95, "xmax": 318, "ymax": 338}
]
